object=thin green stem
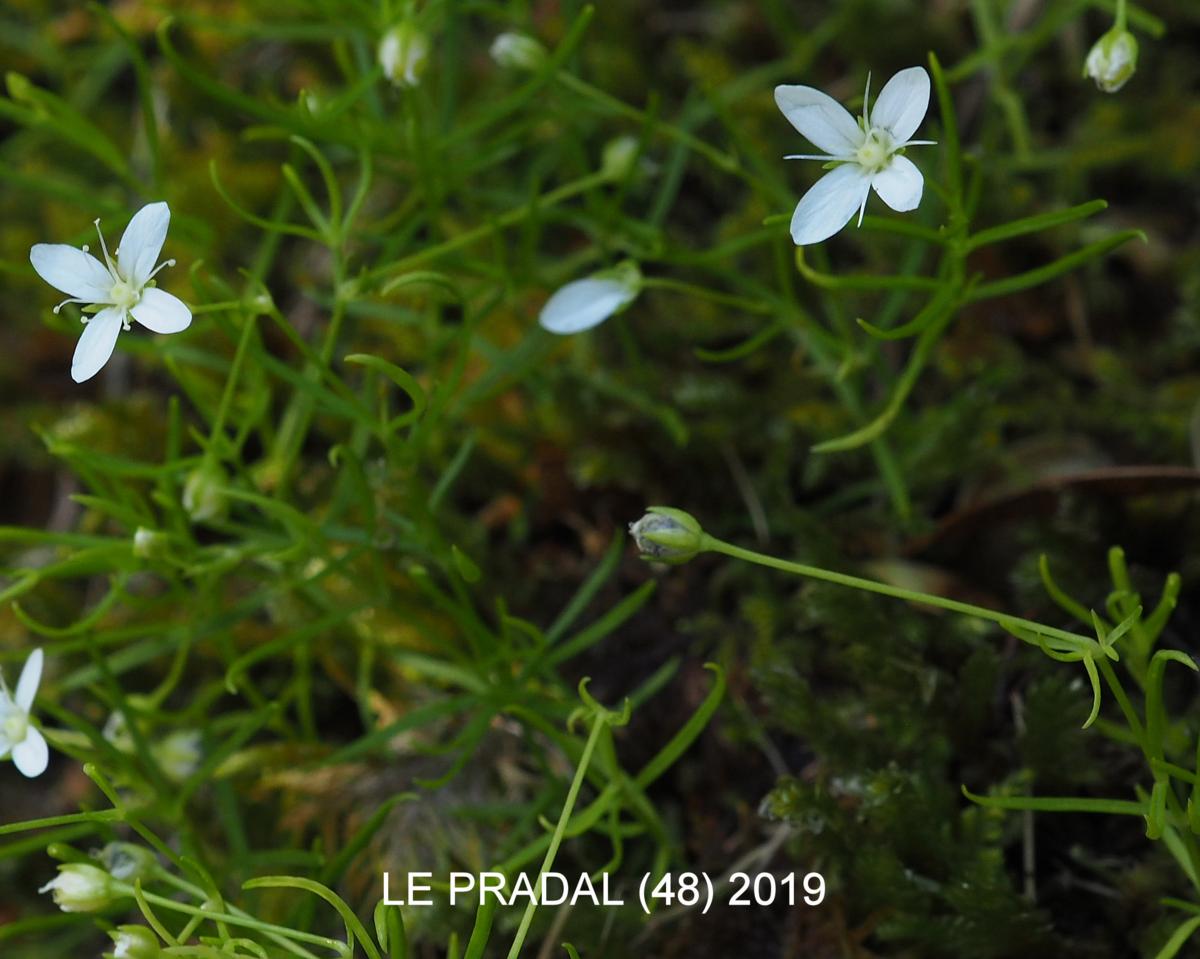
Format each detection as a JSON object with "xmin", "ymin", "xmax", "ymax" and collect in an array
[
  {"xmin": 702, "ymin": 534, "xmax": 1092, "ymax": 648},
  {"xmin": 555, "ymin": 72, "xmax": 741, "ymax": 177},
  {"xmin": 505, "ymin": 713, "xmax": 607, "ymax": 959},
  {"xmin": 640, "ymin": 277, "xmax": 772, "ymax": 314},
  {"xmin": 366, "ymin": 170, "xmax": 613, "ymax": 284}
]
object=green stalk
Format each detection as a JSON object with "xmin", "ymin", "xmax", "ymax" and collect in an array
[
  {"xmin": 505, "ymin": 712, "xmax": 607, "ymax": 959},
  {"xmin": 700, "ymin": 533, "xmax": 1092, "ymax": 648}
]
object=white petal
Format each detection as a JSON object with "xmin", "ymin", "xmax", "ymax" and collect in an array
[
  {"xmin": 30, "ymin": 245, "xmax": 113, "ymax": 301},
  {"xmin": 869, "ymin": 67, "xmax": 930, "ymax": 143},
  {"xmin": 789, "ymin": 164, "xmax": 873, "ymax": 246},
  {"xmin": 774, "ymin": 85, "xmax": 863, "ymax": 157},
  {"xmin": 117, "ymin": 202, "xmax": 170, "ymax": 287},
  {"xmin": 15, "ymin": 648, "xmax": 42, "ymax": 712},
  {"xmin": 71, "ymin": 306, "xmax": 124, "ymax": 384},
  {"xmin": 131, "ymin": 288, "xmax": 192, "ymax": 334},
  {"xmin": 539, "ymin": 278, "xmax": 636, "ymax": 335},
  {"xmin": 871, "ymin": 155, "xmax": 924, "ymax": 212},
  {"xmin": 13, "ymin": 727, "xmax": 49, "ymax": 777}
]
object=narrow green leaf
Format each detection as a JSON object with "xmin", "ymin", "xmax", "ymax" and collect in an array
[{"xmin": 965, "ymin": 199, "xmax": 1107, "ymax": 251}]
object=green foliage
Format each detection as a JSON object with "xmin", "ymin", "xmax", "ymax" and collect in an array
[{"xmin": 1, "ymin": 0, "xmax": 1198, "ymax": 956}]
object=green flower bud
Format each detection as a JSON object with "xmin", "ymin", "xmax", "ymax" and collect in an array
[
  {"xmin": 39, "ymin": 863, "xmax": 119, "ymax": 912},
  {"xmin": 629, "ymin": 507, "xmax": 705, "ymax": 564},
  {"xmin": 379, "ymin": 22, "xmax": 430, "ymax": 88},
  {"xmin": 1084, "ymin": 26, "xmax": 1138, "ymax": 93},
  {"xmin": 98, "ymin": 842, "xmax": 157, "ymax": 882},
  {"xmin": 183, "ymin": 463, "xmax": 228, "ymax": 523},
  {"xmin": 152, "ymin": 729, "xmax": 202, "ymax": 783},
  {"xmin": 132, "ymin": 526, "xmax": 167, "ymax": 560},
  {"xmin": 490, "ymin": 32, "xmax": 546, "ymax": 71},
  {"xmin": 106, "ymin": 925, "xmax": 162, "ymax": 959},
  {"xmin": 601, "ymin": 135, "xmax": 640, "ymax": 181}
]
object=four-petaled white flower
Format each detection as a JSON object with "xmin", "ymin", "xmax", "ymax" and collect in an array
[
  {"xmin": 30, "ymin": 202, "xmax": 192, "ymax": 383},
  {"xmin": 0, "ymin": 648, "xmax": 48, "ymax": 778},
  {"xmin": 775, "ymin": 67, "xmax": 935, "ymax": 246}
]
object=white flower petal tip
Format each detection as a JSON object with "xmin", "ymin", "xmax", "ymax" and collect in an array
[
  {"xmin": 868, "ymin": 67, "xmax": 931, "ymax": 142},
  {"xmin": 71, "ymin": 307, "xmax": 124, "ymax": 384},
  {"xmin": 31, "ymin": 203, "xmax": 188, "ymax": 383},
  {"xmin": 117, "ymin": 202, "xmax": 171, "ymax": 288},
  {"xmin": 131, "ymin": 288, "xmax": 192, "ymax": 334},
  {"xmin": 789, "ymin": 165, "xmax": 873, "ymax": 246},
  {"xmin": 538, "ymin": 261, "xmax": 642, "ymax": 335},
  {"xmin": 1, "ymin": 647, "xmax": 48, "ymax": 778},
  {"xmin": 871, "ymin": 155, "xmax": 924, "ymax": 212},
  {"xmin": 15, "ymin": 647, "xmax": 43, "ymax": 712},
  {"xmin": 777, "ymin": 67, "xmax": 933, "ymax": 245},
  {"xmin": 773, "ymin": 85, "xmax": 862, "ymax": 156},
  {"xmin": 12, "ymin": 726, "xmax": 49, "ymax": 777}
]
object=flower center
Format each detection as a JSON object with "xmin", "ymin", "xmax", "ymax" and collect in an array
[
  {"xmin": 3, "ymin": 710, "xmax": 28, "ymax": 744},
  {"xmin": 855, "ymin": 129, "xmax": 894, "ymax": 173},
  {"xmin": 110, "ymin": 279, "xmax": 140, "ymax": 309}
]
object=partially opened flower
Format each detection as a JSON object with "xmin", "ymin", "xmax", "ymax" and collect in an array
[
  {"xmin": 538, "ymin": 261, "xmax": 642, "ymax": 335},
  {"xmin": 775, "ymin": 67, "xmax": 935, "ymax": 245},
  {"xmin": 30, "ymin": 202, "xmax": 191, "ymax": 383},
  {"xmin": 0, "ymin": 648, "xmax": 48, "ymax": 778}
]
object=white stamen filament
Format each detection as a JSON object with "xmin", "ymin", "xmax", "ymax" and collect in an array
[
  {"xmin": 145, "ymin": 258, "xmax": 176, "ymax": 282},
  {"xmin": 53, "ymin": 296, "xmax": 90, "ymax": 314},
  {"xmin": 92, "ymin": 219, "xmax": 118, "ymax": 278}
]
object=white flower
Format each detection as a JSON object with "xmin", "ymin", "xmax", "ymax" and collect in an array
[
  {"xmin": 39, "ymin": 862, "xmax": 118, "ymax": 912},
  {"xmin": 0, "ymin": 648, "xmax": 48, "ymax": 778},
  {"xmin": 490, "ymin": 32, "xmax": 546, "ymax": 71},
  {"xmin": 379, "ymin": 22, "xmax": 430, "ymax": 87},
  {"xmin": 30, "ymin": 202, "xmax": 191, "ymax": 383},
  {"xmin": 775, "ymin": 67, "xmax": 936, "ymax": 246},
  {"xmin": 1084, "ymin": 27, "xmax": 1137, "ymax": 93},
  {"xmin": 538, "ymin": 261, "xmax": 642, "ymax": 335}
]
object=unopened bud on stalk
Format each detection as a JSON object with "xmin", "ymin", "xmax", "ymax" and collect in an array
[
  {"xmin": 152, "ymin": 729, "xmax": 202, "ymax": 783},
  {"xmin": 132, "ymin": 526, "xmax": 167, "ymax": 560},
  {"xmin": 98, "ymin": 842, "xmax": 157, "ymax": 882},
  {"xmin": 490, "ymin": 32, "xmax": 546, "ymax": 71},
  {"xmin": 106, "ymin": 925, "xmax": 162, "ymax": 959},
  {"xmin": 601, "ymin": 135, "xmax": 640, "ymax": 181},
  {"xmin": 629, "ymin": 507, "xmax": 705, "ymax": 564},
  {"xmin": 183, "ymin": 463, "xmax": 228, "ymax": 523},
  {"xmin": 379, "ymin": 22, "xmax": 430, "ymax": 88},
  {"xmin": 1084, "ymin": 26, "xmax": 1138, "ymax": 93},
  {"xmin": 39, "ymin": 863, "xmax": 120, "ymax": 913}
]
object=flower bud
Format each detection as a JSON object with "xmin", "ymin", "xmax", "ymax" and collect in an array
[
  {"xmin": 98, "ymin": 842, "xmax": 157, "ymax": 882},
  {"xmin": 183, "ymin": 463, "xmax": 228, "ymax": 523},
  {"xmin": 379, "ymin": 22, "xmax": 430, "ymax": 88},
  {"xmin": 132, "ymin": 526, "xmax": 167, "ymax": 560},
  {"xmin": 601, "ymin": 135, "xmax": 640, "ymax": 181},
  {"xmin": 152, "ymin": 729, "xmax": 202, "ymax": 783},
  {"xmin": 629, "ymin": 507, "xmax": 705, "ymax": 565},
  {"xmin": 538, "ymin": 260, "xmax": 642, "ymax": 335},
  {"xmin": 490, "ymin": 32, "xmax": 546, "ymax": 71},
  {"xmin": 39, "ymin": 863, "xmax": 119, "ymax": 912},
  {"xmin": 1084, "ymin": 26, "xmax": 1137, "ymax": 93},
  {"xmin": 106, "ymin": 925, "xmax": 162, "ymax": 959}
]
